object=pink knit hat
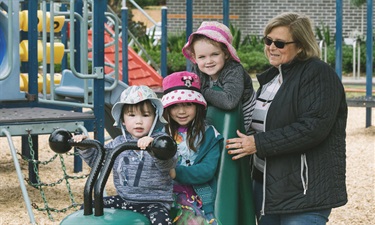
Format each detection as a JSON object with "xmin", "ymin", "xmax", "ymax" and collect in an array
[
  {"xmin": 161, "ymin": 71, "xmax": 207, "ymax": 108},
  {"xmin": 182, "ymin": 21, "xmax": 240, "ymax": 64}
]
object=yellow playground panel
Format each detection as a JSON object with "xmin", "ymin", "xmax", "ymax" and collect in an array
[
  {"xmin": 20, "ymin": 73, "xmax": 62, "ymax": 94},
  {"xmin": 19, "ymin": 40, "xmax": 65, "ymax": 64},
  {"xmin": 18, "ymin": 9, "xmax": 65, "ymax": 95},
  {"xmin": 19, "ymin": 10, "xmax": 65, "ymax": 32}
]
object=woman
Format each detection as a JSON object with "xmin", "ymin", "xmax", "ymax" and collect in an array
[{"xmin": 226, "ymin": 12, "xmax": 348, "ymax": 225}]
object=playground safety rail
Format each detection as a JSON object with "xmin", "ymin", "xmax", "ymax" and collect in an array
[
  {"xmin": 1, "ymin": 128, "xmax": 36, "ymax": 225},
  {"xmin": 319, "ymin": 40, "xmax": 327, "ymax": 62}
]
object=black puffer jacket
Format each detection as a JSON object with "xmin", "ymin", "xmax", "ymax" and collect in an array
[{"xmin": 254, "ymin": 57, "xmax": 348, "ymax": 214}]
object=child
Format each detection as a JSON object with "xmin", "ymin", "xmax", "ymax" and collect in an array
[
  {"xmin": 182, "ymin": 21, "xmax": 256, "ymax": 134},
  {"xmin": 72, "ymin": 85, "xmax": 177, "ymax": 225},
  {"xmin": 161, "ymin": 71, "xmax": 224, "ymax": 225}
]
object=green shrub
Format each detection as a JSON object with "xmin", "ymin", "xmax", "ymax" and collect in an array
[
  {"xmin": 325, "ymin": 43, "xmax": 371, "ymax": 74},
  {"xmin": 167, "ymin": 51, "xmax": 186, "ymax": 73},
  {"xmin": 315, "ymin": 22, "xmax": 332, "ymax": 46},
  {"xmin": 241, "ymin": 34, "xmax": 263, "ymax": 49},
  {"xmin": 238, "ymin": 51, "xmax": 269, "ymax": 73},
  {"xmin": 229, "ymin": 23, "xmax": 241, "ymax": 50},
  {"xmin": 168, "ymin": 32, "xmax": 187, "ymax": 53}
]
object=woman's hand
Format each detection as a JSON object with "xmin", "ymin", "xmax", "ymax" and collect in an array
[
  {"xmin": 226, "ymin": 130, "xmax": 257, "ymax": 160},
  {"xmin": 137, "ymin": 136, "xmax": 154, "ymax": 150}
]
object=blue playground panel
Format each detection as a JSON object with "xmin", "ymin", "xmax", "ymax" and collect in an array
[
  {"xmin": 0, "ymin": 25, "xmax": 5, "ymax": 64},
  {"xmin": 0, "ymin": 5, "xmax": 25, "ymax": 101}
]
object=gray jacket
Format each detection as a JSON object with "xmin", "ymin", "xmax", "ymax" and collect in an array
[
  {"xmin": 193, "ymin": 60, "xmax": 256, "ymax": 133},
  {"xmin": 193, "ymin": 60, "xmax": 254, "ymax": 109}
]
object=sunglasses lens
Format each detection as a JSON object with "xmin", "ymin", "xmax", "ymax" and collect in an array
[
  {"xmin": 263, "ymin": 37, "xmax": 286, "ymax": 49},
  {"xmin": 274, "ymin": 41, "xmax": 285, "ymax": 48},
  {"xmin": 264, "ymin": 37, "xmax": 272, "ymax": 46}
]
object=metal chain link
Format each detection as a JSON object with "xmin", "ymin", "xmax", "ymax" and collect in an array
[
  {"xmin": 32, "ymin": 202, "xmax": 81, "ymax": 213},
  {"xmin": 27, "ymin": 134, "xmax": 54, "ymax": 221},
  {"xmin": 26, "ymin": 173, "xmax": 89, "ymax": 188},
  {"xmin": 19, "ymin": 152, "xmax": 58, "ymax": 165},
  {"xmin": 59, "ymin": 154, "xmax": 80, "ymax": 207}
]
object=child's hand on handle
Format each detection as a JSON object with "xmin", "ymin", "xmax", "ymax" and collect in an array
[
  {"xmin": 137, "ymin": 136, "xmax": 154, "ymax": 150},
  {"xmin": 71, "ymin": 134, "xmax": 88, "ymax": 143},
  {"xmin": 169, "ymin": 168, "xmax": 176, "ymax": 179}
]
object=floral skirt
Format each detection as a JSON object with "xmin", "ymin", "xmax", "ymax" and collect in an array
[{"xmin": 171, "ymin": 185, "xmax": 219, "ymax": 225}]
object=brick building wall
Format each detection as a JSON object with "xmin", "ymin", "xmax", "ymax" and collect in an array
[{"xmin": 166, "ymin": 0, "xmax": 374, "ymax": 40}]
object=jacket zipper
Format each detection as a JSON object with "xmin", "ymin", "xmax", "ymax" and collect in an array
[
  {"xmin": 260, "ymin": 158, "xmax": 266, "ymax": 220},
  {"xmin": 301, "ymin": 153, "xmax": 309, "ymax": 195}
]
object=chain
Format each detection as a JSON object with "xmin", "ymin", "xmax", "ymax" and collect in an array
[
  {"xmin": 32, "ymin": 202, "xmax": 81, "ymax": 213},
  {"xmin": 19, "ymin": 152, "xmax": 58, "ymax": 165},
  {"xmin": 59, "ymin": 154, "xmax": 80, "ymax": 206},
  {"xmin": 27, "ymin": 133, "xmax": 54, "ymax": 221},
  {"xmin": 23, "ymin": 133, "xmax": 89, "ymax": 221},
  {"xmin": 26, "ymin": 173, "xmax": 89, "ymax": 187}
]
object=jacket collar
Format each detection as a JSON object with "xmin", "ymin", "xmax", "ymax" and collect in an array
[{"xmin": 257, "ymin": 58, "xmax": 301, "ymax": 85}]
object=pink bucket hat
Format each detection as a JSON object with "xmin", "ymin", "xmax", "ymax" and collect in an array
[
  {"xmin": 161, "ymin": 71, "xmax": 207, "ymax": 108},
  {"xmin": 182, "ymin": 21, "xmax": 240, "ymax": 64}
]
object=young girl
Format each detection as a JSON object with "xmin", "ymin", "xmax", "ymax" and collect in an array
[
  {"xmin": 72, "ymin": 85, "xmax": 177, "ymax": 225},
  {"xmin": 161, "ymin": 71, "xmax": 224, "ymax": 225},
  {"xmin": 182, "ymin": 21, "xmax": 256, "ymax": 135}
]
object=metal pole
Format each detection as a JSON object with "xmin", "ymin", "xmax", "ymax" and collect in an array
[
  {"xmin": 365, "ymin": 0, "xmax": 373, "ymax": 127},
  {"xmin": 61, "ymin": 3, "xmax": 68, "ymax": 70},
  {"xmin": 186, "ymin": 0, "xmax": 193, "ymax": 71},
  {"xmin": 223, "ymin": 0, "xmax": 229, "ymax": 26},
  {"xmin": 92, "ymin": 0, "xmax": 106, "ymax": 143},
  {"xmin": 335, "ymin": 0, "xmax": 343, "ymax": 79},
  {"xmin": 28, "ymin": 0, "xmax": 39, "ymax": 100},
  {"xmin": 2, "ymin": 129, "xmax": 36, "ymax": 225},
  {"xmin": 121, "ymin": 2, "xmax": 129, "ymax": 84},
  {"xmin": 74, "ymin": 0, "xmax": 83, "ymax": 74},
  {"xmin": 352, "ymin": 40, "xmax": 356, "ymax": 79},
  {"xmin": 161, "ymin": 6, "xmax": 167, "ymax": 78}
]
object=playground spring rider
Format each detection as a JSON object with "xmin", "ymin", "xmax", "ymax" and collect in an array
[{"xmin": 48, "ymin": 128, "xmax": 177, "ymax": 225}]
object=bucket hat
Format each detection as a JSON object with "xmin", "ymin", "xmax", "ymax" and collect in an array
[
  {"xmin": 182, "ymin": 21, "xmax": 240, "ymax": 63},
  {"xmin": 161, "ymin": 71, "xmax": 207, "ymax": 108},
  {"xmin": 111, "ymin": 85, "xmax": 167, "ymax": 129}
]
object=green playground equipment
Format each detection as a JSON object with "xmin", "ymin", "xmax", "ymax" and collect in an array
[
  {"xmin": 48, "ymin": 128, "xmax": 177, "ymax": 225},
  {"xmin": 206, "ymin": 87, "xmax": 256, "ymax": 225}
]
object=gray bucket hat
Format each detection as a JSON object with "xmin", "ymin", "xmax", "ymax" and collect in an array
[{"xmin": 111, "ymin": 85, "xmax": 167, "ymax": 132}]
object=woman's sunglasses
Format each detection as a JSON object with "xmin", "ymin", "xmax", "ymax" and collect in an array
[{"xmin": 263, "ymin": 37, "xmax": 295, "ymax": 49}]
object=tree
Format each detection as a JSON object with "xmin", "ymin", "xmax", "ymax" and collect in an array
[{"xmin": 350, "ymin": 0, "xmax": 366, "ymax": 7}]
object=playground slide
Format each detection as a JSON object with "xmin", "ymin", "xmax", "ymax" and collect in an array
[
  {"xmin": 0, "ymin": 3, "xmax": 26, "ymax": 101},
  {"xmin": 87, "ymin": 25, "xmax": 162, "ymax": 88},
  {"xmin": 103, "ymin": 76, "xmax": 127, "ymax": 139}
]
